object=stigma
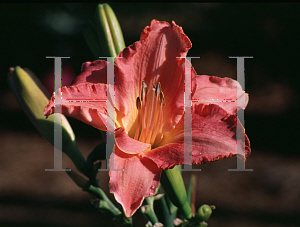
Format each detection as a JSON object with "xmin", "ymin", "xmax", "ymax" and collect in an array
[{"xmin": 134, "ymin": 81, "xmax": 165, "ymax": 146}]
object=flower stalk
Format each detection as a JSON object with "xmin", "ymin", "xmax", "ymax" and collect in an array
[
  {"xmin": 160, "ymin": 166, "xmax": 192, "ymax": 220},
  {"xmin": 155, "ymin": 188, "xmax": 176, "ymax": 227},
  {"xmin": 66, "ymin": 167, "xmax": 133, "ymax": 227},
  {"xmin": 88, "ymin": 185, "xmax": 133, "ymax": 227},
  {"xmin": 142, "ymin": 197, "xmax": 159, "ymax": 225},
  {"xmin": 187, "ymin": 172, "xmax": 197, "ymax": 215},
  {"xmin": 87, "ymin": 185, "xmax": 122, "ymax": 216}
]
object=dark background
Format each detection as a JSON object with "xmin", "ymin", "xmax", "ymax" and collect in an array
[{"xmin": 1, "ymin": 3, "xmax": 299, "ymax": 227}]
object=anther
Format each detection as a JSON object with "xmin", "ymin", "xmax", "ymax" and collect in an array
[
  {"xmin": 160, "ymin": 91, "xmax": 165, "ymax": 106},
  {"xmin": 155, "ymin": 82, "xmax": 161, "ymax": 97},
  {"xmin": 135, "ymin": 81, "xmax": 165, "ymax": 146},
  {"xmin": 141, "ymin": 81, "xmax": 147, "ymax": 102},
  {"xmin": 136, "ymin": 97, "xmax": 141, "ymax": 110},
  {"xmin": 134, "ymin": 97, "xmax": 142, "ymax": 140}
]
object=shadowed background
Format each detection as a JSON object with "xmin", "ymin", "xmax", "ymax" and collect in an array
[{"xmin": 0, "ymin": 3, "xmax": 299, "ymax": 227}]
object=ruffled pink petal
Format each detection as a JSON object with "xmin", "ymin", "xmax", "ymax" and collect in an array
[
  {"xmin": 44, "ymin": 83, "xmax": 108, "ymax": 131},
  {"xmin": 140, "ymin": 103, "xmax": 250, "ymax": 169},
  {"xmin": 109, "ymin": 135, "xmax": 161, "ymax": 217},
  {"xmin": 192, "ymin": 75, "xmax": 249, "ymax": 115},
  {"xmin": 72, "ymin": 60, "xmax": 110, "ymax": 85},
  {"xmin": 114, "ymin": 19, "xmax": 193, "ymax": 132},
  {"xmin": 114, "ymin": 127, "xmax": 151, "ymax": 154}
]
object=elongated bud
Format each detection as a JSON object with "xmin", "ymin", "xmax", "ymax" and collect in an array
[
  {"xmin": 95, "ymin": 3, "xmax": 125, "ymax": 57},
  {"xmin": 160, "ymin": 165, "xmax": 192, "ymax": 220},
  {"xmin": 103, "ymin": 3, "xmax": 125, "ymax": 55},
  {"xmin": 195, "ymin": 204, "xmax": 212, "ymax": 222},
  {"xmin": 95, "ymin": 4, "xmax": 116, "ymax": 57},
  {"xmin": 82, "ymin": 21, "xmax": 102, "ymax": 58},
  {"xmin": 8, "ymin": 66, "xmax": 88, "ymax": 174}
]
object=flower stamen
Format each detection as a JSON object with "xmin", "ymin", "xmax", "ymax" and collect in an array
[
  {"xmin": 145, "ymin": 83, "xmax": 159, "ymax": 144},
  {"xmin": 134, "ymin": 97, "xmax": 141, "ymax": 140},
  {"xmin": 135, "ymin": 81, "xmax": 165, "ymax": 146}
]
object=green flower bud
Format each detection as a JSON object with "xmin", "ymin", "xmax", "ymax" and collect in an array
[
  {"xmin": 95, "ymin": 3, "xmax": 125, "ymax": 57},
  {"xmin": 102, "ymin": 3, "xmax": 125, "ymax": 55},
  {"xmin": 195, "ymin": 204, "xmax": 212, "ymax": 222},
  {"xmin": 8, "ymin": 66, "xmax": 88, "ymax": 174}
]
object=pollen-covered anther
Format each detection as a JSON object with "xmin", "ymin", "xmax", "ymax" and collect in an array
[
  {"xmin": 134, "ymin": 97, "xmax": 142, "ymax": 140},
  {"xmin": 141, "ymin": 80, "xmax": 147, "ymax": 102},
  {"xmin": 155, "ymin": 82, "xmax": 161, "ymax": 97},
  {"xmin": 135, "ymin": 81, "xmax": 165, "ymax": 146},
  {"xmin": 160, "ymin": 91, "xmax": 165, "ymax": 107},
  {"xmin": 136, "ymin": 97, "xmax": 141, "ymax": 110}
]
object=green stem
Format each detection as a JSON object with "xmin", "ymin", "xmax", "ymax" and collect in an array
[
  {"xmin": 142, "ymin": 197, "xmax": 159, "ymax": 224},
  {"xmin": 87, "ymin": 185, "xmax": 121, "ymax": 216},
  {"xmin": 88, "ymin": 185, "xmax": 133, "ymax": 227},
  {"xmin": 161, "ymin": 166, "xmax": 192, "ymax": 220},
  {"xmin": 181, "ymin": 218, "xmax": 208, "ymax": 227},
  {"xmin": 187, "ymin": 172, "xmax": 197, "ymax": 215},
  {"xmin": 155, "ymin": 188, "xmax": 175, "ymax": 227}
]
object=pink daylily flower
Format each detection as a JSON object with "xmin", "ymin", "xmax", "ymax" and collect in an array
[{"xmin": 44, "ymin": 20, "xmax": 250, "ymax": 217}]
